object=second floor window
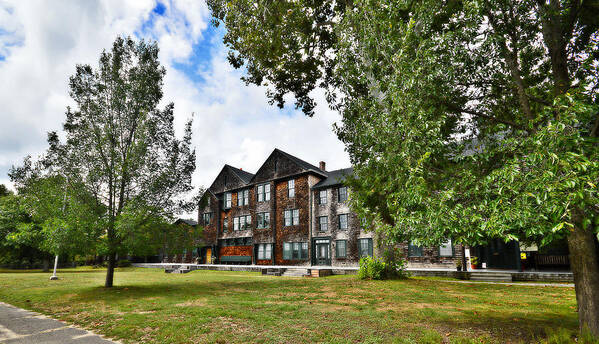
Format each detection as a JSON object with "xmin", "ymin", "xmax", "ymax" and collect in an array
[
  {"xmin": 257, "ymin": 183, "xmax": 271, "ymax": 202},
  {"xmin": 284, "ymin": 209, "xmax": 299, "ymax": 226},
  {"xmin": 202, "ymin": 213, "xmax": 212, "ymax": 225},
  {"xmin": 288, "ymin": 179, "xmax": 295, "ymax": 198},
  {"xmin": 256, "ymin": 212, "xmax": 270, "ymax": 229},
  {"xmin": 319, "ymin": 190, "xmax": 327, "ymax": 204},
  {"xmin": 338, "ymin": 186, "xmax": 348, "ymax": 203},
  {"xmin": 233, "ymin": 215, "xmax": 251, "ymax": 231},
  {"xmin": 238, "ymin": 189, "xmax": 249, "ymax": 206},
  {"xmin": 338, "ymin": 214, "xmax": 348, "ymax": 230},
  {"xmin": 224, "ymin": 192, "xmax": 232, "ymax": 208},
  {"xmin": 318, "ymin": 216, "xmax": 328, "ymax": 231}
]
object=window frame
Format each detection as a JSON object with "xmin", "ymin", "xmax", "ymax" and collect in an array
[
  {"xmin": 439, "ymin": 239, "xmax": 454, "ymax": 257},
  {"xmin": 257, "ymin": 212, "xmax": 270, "ymax": 229},
  {"xmin": 318, "ymin": 216, "xmax": 328, "ymax": 231},
  {"xmin": 336, "ymin": 240, "xmax": 347, "ymax": 258},
  {"xmin": 288, "ymin": 179, "xmax": 295, "ymax": 198},
  {"xmin": 283, "ymin": 242, "xmax": 308, "ymax": 260},
  {"xmin": 408, "ymin": 242, "xmax": 424, "ymax": 257},
  {"xmin": 338, "ymin": 186, "xmax": 348, "ymax": 203},
  {"xmin": 338, "ymin": 214, "xmax": 349, "ymax": 230},
  {"xmin": 257, "ymin": 183, "xmax": 271, "ymax": 202},
  {"xmin": 318, "ymin": 190, "xmax": 327, "ymax": 204},
  {"xmin": 202, "ymin": 212, "xmax": 212, "ymax": 226},
  {"xmin": 224, "ymin": 192, "xmax": 232, "ymax": 209},
  {"xmin": 358, "ymin": 238, "xmax": 373, "ymax": 258},
  {"xmin": 284, "ymin": 209, "xmax": 299, "ymax": 226},
  {"xmin": 257, "ymin": 243, "xmax": 272, "ymax": 260}
]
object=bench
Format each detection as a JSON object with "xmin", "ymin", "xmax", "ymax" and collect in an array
[{"xmin": 536, "ymin": 254, "xmax": 569, "ymax": 266}]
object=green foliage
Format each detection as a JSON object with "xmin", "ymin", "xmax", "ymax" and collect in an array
[
  {"xmin": 358, "ymin": 253, "xmax": 409, "ymax": 280},
  {"xmin": 9, "ymin": 37, "xmax": 197, "ymax": 286}
]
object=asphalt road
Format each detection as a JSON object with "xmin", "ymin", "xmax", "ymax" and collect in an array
[{"xmin": 0, "ymin": 302, "xmax": 117, "ymax": 344}]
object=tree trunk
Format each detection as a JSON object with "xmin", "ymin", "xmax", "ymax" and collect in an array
[
  {"xmin": 105, "ymin": 252, "xmax": 117, "ymax": 288},
  {"xmin": 567, "ymin": 222, "xmax": 599, "ymax": 336}
]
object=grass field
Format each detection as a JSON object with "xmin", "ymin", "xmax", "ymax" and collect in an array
[{"xmin": 0, "ymin": 267, "xmax": 586, "ymax": 343}]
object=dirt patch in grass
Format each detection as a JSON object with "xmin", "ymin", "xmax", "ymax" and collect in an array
[{"xmin": 174, "ymin": 298, "xmax": 208, "ymax": 307}]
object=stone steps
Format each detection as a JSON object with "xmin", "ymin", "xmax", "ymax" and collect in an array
[
  {"xmin": 282, "ymin": 268, "xmax": 309, "ymax": 277},
  {"xmin": 470, "ymin": 272, "xmax": 513, "ymax": 282}
]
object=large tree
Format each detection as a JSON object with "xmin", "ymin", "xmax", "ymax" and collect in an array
[
  {"xmin": 32, "ymin": 36, "xmax": 196, "ymax": 287},
  {"xmin": 209, "ymin": 0, "xmax": 599, "ymax": 335}
]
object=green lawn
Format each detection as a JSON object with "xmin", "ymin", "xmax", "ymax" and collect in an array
[{"xmin": 0, "ymin": 267, "xmax": 584, "ymax": 343}]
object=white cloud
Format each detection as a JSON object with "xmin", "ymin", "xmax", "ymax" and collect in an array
[{"xmin": 0, "ymin": 0, "xmax": 350, "ymax": 205}]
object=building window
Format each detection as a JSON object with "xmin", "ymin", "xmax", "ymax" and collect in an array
[
  {"xmin": 283, "ymin": 242, "xmax": 308, "ymax": 260},
  {"xmin": 439, "ymin": 239, "xmax": 453, "ymax": 257},
  {"xmin": 359, "ymin": 238, "xmax": 373, "ymax": 257},
  {"xmin": 257, "ymin": 183, "xmax": 271, "ymax": 202},
  {"xmin": 318, "ymin": 216, "xmax": 328, "ymax": 231},
  {"xmin": 338, "ymin": 186, "xmax": 348, "ymax": 203},
  {"xmin": 288, "ymin": 179, "xmax": 295, "ymax": 198},
  {"xmin": 257, "ymin": 243, "xmax": 272, "ymax": 260},
  {"xmin": 336, "ymin": 240, "xmax": 347, "ymax": 258},
  {"xmin": 223, "ymin": 217, "xmax": 228, "ymax": 231},
  {"xmin": 408, "ymin": 242, "xmax": 423, "ymax": 257},
  {"xmin": 284, "ymin": 209, "xmax": 299, "ymax": 226},
  {"xmin": 338, "ymin": 214, "xmax": 348, "ymax": 230},
  {"xmin": 238, "ymin": 189, "xmax": 249, "ymax": 206},
  {"xmin": 319, "ymin": 190, "xmax": 327, "ymax": 204},
  {"xmin": 257, "ymin": 212, "xmax": 270, "ymax": 229},
  {"xmin": 233, "ymin": 217, "xmax": 239, "ymax": 231},
  {"xmin": 202, "ymin": 212, "xmax": 212, "ymax": 225},
  {"xmin": 224, "ymin": 192, "xmax": 232, "ymax": 208},
  {"xmin": 233, "ymin": 215, "xmax": 251, "ymax": 231}
]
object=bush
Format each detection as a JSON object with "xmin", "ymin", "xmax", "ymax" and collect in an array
[
  {"xmin": 117, "ymin": 259, "xmax": 131, "ymax": 267},
  {"xmin": 358, "ymin": 256, "xmax": 388, "ymax": 280},
  {"xmin": 358, "ymin": 248, "xmax": 410, "ymax": 280}
]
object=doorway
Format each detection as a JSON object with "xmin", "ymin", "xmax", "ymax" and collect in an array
[{"xmin": 313, "ymin": 238, "xmax": 331, "ymax": 266}]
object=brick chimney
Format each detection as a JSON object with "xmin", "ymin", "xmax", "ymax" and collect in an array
[{"xmin": 319, "ymin": 161, "xmax": 326, "ymax": 171}]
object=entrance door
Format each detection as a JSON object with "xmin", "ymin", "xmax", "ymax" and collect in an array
[
  {"xmin": 313, "ymin": 239, "xmax": 331, "ymax": 266},
  {"xmin": 206, "ymin": 248, "xmax": 212, "ymax": 264}
]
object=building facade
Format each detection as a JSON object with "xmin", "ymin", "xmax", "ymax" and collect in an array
[{"xmin": 194, "ymin": 148, "xmax": 465, "ymax": 268}]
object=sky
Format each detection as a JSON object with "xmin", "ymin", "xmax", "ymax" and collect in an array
[{"xmin": 0, "ymin": 0, "xmax": 350, "ymax": 198}]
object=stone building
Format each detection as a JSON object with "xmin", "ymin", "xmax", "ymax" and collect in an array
[{"xmin": 196, "ymin": 148, "xmax": 463, "ymax": 268}]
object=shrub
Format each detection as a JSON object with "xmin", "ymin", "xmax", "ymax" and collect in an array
[
  {"xmin": 358, "ymin": 256, "xmax": 387, "ymax": 280},
  {"xmin": 117, "ymin": 259, "xmax": 131, "ymax": 267}
]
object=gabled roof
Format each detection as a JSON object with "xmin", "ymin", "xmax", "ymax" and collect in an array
[
  {"xmin": 208, "ymin": 164, "xmax": 254, "ymax": 194},
  {"xmin": 227, "ymin": 164, "xmax": 254, "ymax": 184},
  {"xmin": 274, "ymin": 149, "xmax": 326, "ymax": 176},
  {"xmin": 174, "ymin": 218, "xmax": 198, "ymax": 226},
  {"xmin": 312, "ymin": 167, "xmax": 353, "ymax": 189},
  {"xmin": 250, "ymin": 148, "xmax": 327, "ymax": 183}
]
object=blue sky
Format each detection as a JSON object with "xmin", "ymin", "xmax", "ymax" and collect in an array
[{"xmin": 0, "ymin": 0, "xmax": 349, "ymax": 197}]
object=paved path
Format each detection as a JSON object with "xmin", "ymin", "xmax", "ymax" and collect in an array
[
  {"xmin": 439, "ymin": 280, "xmax": 574, "ymax": 288},
  {"xmin": 0, "ymin": 302, "xmax": 117, "ymax": 344}
]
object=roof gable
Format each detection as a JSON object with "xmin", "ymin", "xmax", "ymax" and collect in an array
[
  {"xmin": 208, "ymin": 164, "xmax": 254, "ymax": 194},
  {"xmin": 251, "ymin": 148, "xmax": 327, "ymax": 184}
]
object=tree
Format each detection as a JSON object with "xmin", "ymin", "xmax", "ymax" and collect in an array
[
  {"xmin": 30, "ymin": 36, "xmax": 196, "ymax": 287},
  {"xmin": 209, "ymin": 0, "xmax": 599, "ymax": 335},
  {"xmin": 8, "ymin": 159, "xmax": 102, "ymax": 270},
  {"xmin": 0, "ymin": 184, "xmax": 12, "ymax": 198}
]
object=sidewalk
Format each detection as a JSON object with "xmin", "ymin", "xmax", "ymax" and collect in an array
[{"xmin": 0, "ymin": 302, "xmax": 117, "ymax": 344}]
